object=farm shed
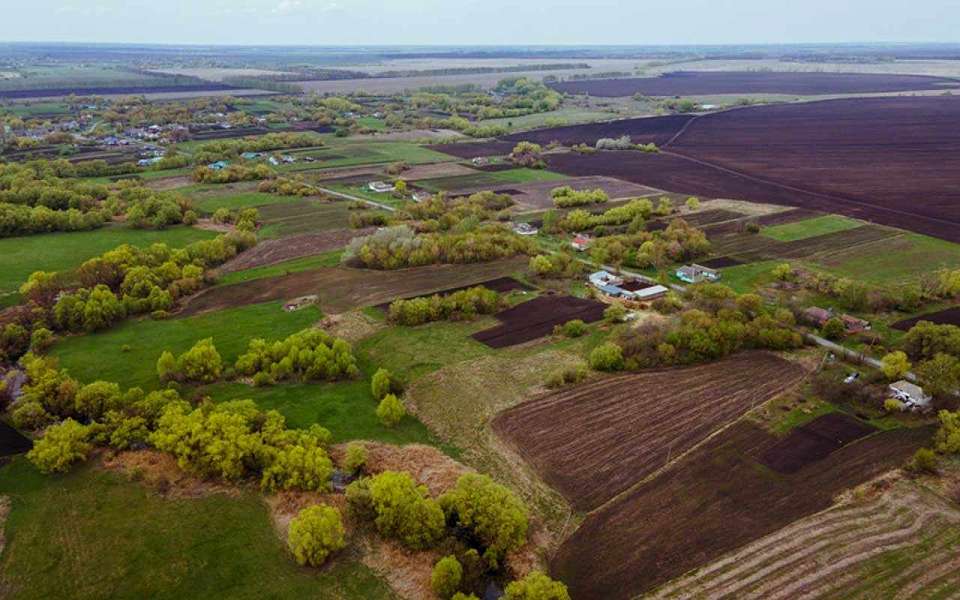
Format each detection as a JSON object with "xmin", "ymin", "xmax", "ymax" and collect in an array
[
  {"xmin": 571, "ymin": 234, "xmax": 593, "ymax": 251},
  {"xmin": 367, "ymin": 181, "xmax": 395, "ymax": 193},
  {"xmin": 675, "ymin": 264, "xmax": 720, "ymax": 284},
  {"xmin": 889, "ymin": 380, "xmax": 932, "ymax": 410}
]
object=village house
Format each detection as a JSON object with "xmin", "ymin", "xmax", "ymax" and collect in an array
[
  {"xmin": 803, "ymin": 307, "xmax": 871, "ymax": 333},
  {"xmin": 368, "ymin": 181, "xmax": 395, "ymax": 193},
  {"xmin": 675, "ymin": 264, "xmax": 721, "ymax": 284},
  {"xmin": 571, "ymin": 234, "xmax": 593, "ymax": 251},
  {"xmin": 513, "ymin": 222, "xmax": 539, "ymax": 236},
  {"xmin": 412, "ymin": 191, "xmax": 432, "ymax": 203},
  {"xmin": 889, "ymin": 380, "xmax": 932, "ymax": 411},
  {"xmin": 588, "ymin": 270, "xmax": 669, "ymax": 302}
]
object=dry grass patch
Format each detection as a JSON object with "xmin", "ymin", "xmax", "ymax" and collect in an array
[{"xmin": 100, "ymin": 450, "xmax": 240, "ymax": 499}]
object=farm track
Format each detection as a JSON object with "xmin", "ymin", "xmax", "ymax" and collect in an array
[
  {"xmin": 493, "ymin": 353, "xmax": 807, "ymax": 510},
  {"xmin": 649, "ymin": 480, "xmax": 960, "ymax": 600}
]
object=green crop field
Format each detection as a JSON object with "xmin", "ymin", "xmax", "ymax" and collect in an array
[
  {"xmin": 217, "ymin": 250, "xmax": 343, "ymax": 286},
  {"xmin": 812, "ymin": 231, "xmax": 960, "ymax": 284},
  {"xmin": 192, "ymin": 191, "xmax": 296, "ymax": 213},
  {"xmin": 415, "ymin": 168, "xmax": 568, "ymax": 192},
  {"xmin": 0, "ymin": 226, "xmax": 216, "ymax": 302},
  {"xmin": 283, "ymin": 141, "xmax": 452, "ymax": 172},
  {"xmin": 0, "ymin": 459, "xmax": 393, "ymax": 600},
  {"xmin": 256, "ymin": 199, "xmax": 354, "ymax": 238},
  {"xmin": 49, "ymin": 301, "xmax": 322, "ymax": 391},
  {"xmin": 762, "ymin": 215, "xmax": 863, "ymax": 242},
  {"xmin": 714, "ymin": 261, "xmax": 778, "ymax": 293}
]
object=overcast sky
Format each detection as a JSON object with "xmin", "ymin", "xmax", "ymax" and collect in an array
[{"xmin": 2, "ymin": 0, "xmax": 959, "ymax": 46}]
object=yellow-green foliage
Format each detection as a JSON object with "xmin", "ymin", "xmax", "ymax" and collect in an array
[
  {"xmin": 388, "ymin": 286, "xmax": 501, "ymax": 326},
  {"xmin": 371, "ymin": 367, "xmax": 393, "ymax": 400},
  {"xmin": 935, "ymin": 410, "xmax": 960, "ymax": 454},
  {"xmin": 440, "ymin": 473, "xmax": 528, "ymax": 566},
  {"xmin": 261, "ymin": 442, "xmax": 334, "ymax": 493},
  {"xmin": 286, "ymin": 505, "xmax": 346, "ymax": 567},
  {"xmin": 27, "ymin": 418, "xmax": 92, "ymax": 474},
  {"xmin": 503, "ymin": 572, "xmax": 571, "ymax": 600},
  {"xmin": 235, "ymin": 329, "xmax": 359, "ymax": 384},
  {"xmin": 431, "ymin": 555, "xmax": 464, "ymax": 599},
  {"xmin": 589, "ymin": 342, "xmax": 624, "ymax": 372},
  {"xmin": 173, "ymin": 338, "xmax": 223, "ymax": 383},
  {"xmin": 344, "ymin": 442, "xmax": 367, "ymax": 474},
  {"xmin": 376, "ymin": 394, "xmax": 406, "ymax": 428},
  {"xmin": 365, "ymin": 471, "xmax": 444, "ymax": 549},
  {"xmin": 74, "ymin": 380, "xmax": 123, "ymax": 419}
]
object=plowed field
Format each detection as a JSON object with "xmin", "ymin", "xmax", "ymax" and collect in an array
[{"xmin": 493, "ymin": 353, "xmax": 807, "ymax": 510}]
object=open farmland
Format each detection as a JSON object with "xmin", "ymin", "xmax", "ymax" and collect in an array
[
  {"xmin": 180, "ymin": 257, "xmax": 529, "ymax": 316},
  {"xmin": 255, "ymin": 199, "xmax": 355, "ymax": 238},
  {"xmin": 552, "ymin": 420, "xmax": 931, "ymax": 599},
  {"xmin": 650, "ymin": 478, "xmax": 960, "ymax": 600},
  {"xmin": 216, "ymin": 229, "xmax": 369, "ymax": 273},
  {"xmin": 549, "ymin": 70, "xmax": 960, "ymax": 97},
  {"xmin": 472, "ymin": 295, "xmax": 606, "ymax": 348},
  {"xmin": 529, "ymin": 96, "xmax": 960, "ymax": 242},
  {"xmin": 502, "ymin": 114, "xmax": 695, "ymax": 146},
  {"xmin": 436, "ymin": 175, "xmax": 657, "ymax": 211},
  {"xmin": 493, "ymin": 353, "xmax": 807, "ymax": 510}
]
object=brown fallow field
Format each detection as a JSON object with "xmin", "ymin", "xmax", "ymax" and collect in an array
[
  {"xmin": 493, "ymin": 352, "xmax": 807, "ymax": 511},
  {"xmin": 551, "ymin": 419, "xmax": 930, "ymax": 600},
  {"xmin": 180, "ymin": 257, "xmax": 529, "ymax": 316},
  {"xmin": 215, "ymin": 229, "xmax": 373, "ymax": 274},
  {"xmin": 442, "ymin": 175, "xmax": 658, "ymax": 211},
  {"xmin": 650, "ymin": 478, "xmax": 960, "ymax": 600}
]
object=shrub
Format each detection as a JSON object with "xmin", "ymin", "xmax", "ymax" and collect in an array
[
  {"xmin": 344, "ymin": 442, "xmax": 367, "ymax": 474},
  {"xmin": 604, "ymin": 303, "xmax": 628, "ymax": 323},
  {"xmin": 440, "ymin": 473, "xmax": 528, "ymax": 566},
  {"xmin": 590, "ymin": 342, "xmax": 624, "ymax": 371},
  {"xmin": 820, "ymin": 318, "xmax": 846, "ymax": 341},
  {"xmin": 261, "ymin": 443, "xmax": 334, "ymax": 493},
  {"xmin": 388, "ymin": 287, "xmax": 501, "ymax": 326},
  {"xmin": 74, "ymin": 380, "xmax": 124, "ymax": 419},
  {"xmin": 287, "ymin": 505, "xmax": 346, "ymax": 567},
  {"xmin": 156, "ymin": 350, "xmax": 177, "ymax": 383},
  {"xmin": 545, "ymin": 364, "xmax": 589, "ymax": 389},
  {"xmin": 431, "ymin": 555, "xmax": 464, "ymax": 599},
  {"xmin": 27, "ymin": 419, "xmax": 92, "ymax": 474},
  {"xmin": 554, "ymin": 319, "xmax": 587, "ymax": 338},
  {"xmin": 881, "ymin": 351, "xmax": 911, "ymax": 381},
  {"xmin": 235, "ymin": 329, "xmax": 359, "ymax": 384},
  {"xmin": 29, "ymin": 327, "xmax": 54, "ymax": 353},
  {"xmin": 371, "ymin": 367, "xmax": 393, "ymax": 400},
  {"xmin": 503, "ymin": 572, "xmax": 570, "ymax": 600},
  {"xmin": 934, "ymin": 409, "xmax": 960, "ymax": 454},
  {"xmin": 376, "ymin": 394, "xmax": 406, "ymax": 427},
  {"xmin": 365, "ymin": 471, "xmax": 445, "ymax": 549},
  {"xmin": 906, "ymin": 448, "xmax": 938, "ymax": 474},
  {"xmin": 177, "ymin": 338, "xmax": 223, "ymax": 383},
  {"xmin": 884, "ymin": 398, "xmax": 904, "ymax": 413},
  {"xmin": 11, "ymin": 400, "xmax": 55, "ymax": 430}
]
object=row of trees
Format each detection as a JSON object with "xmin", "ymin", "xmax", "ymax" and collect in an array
[
  {"xmin": 235, "ymin": 329, "xmax": 360, "ymax": 386},
  {"xmin": 342, "ymin": 225, "xmax": 536, "ymax": 270},
  {"xmin": 387, "ymin": 286, "xmax": 503, "ymax": 326},
  {"xmin": 191, "ymin": 163, "xmax": 273, "ymax": 184},
  {"xmin": 551, "ymin": 186, "xmax": 608, "ymax": 208},
  {"xmin": 614, "ymin": 284, "xmax": 803, "ymax": 369},
  {"xmin": 586, "ymin": 217, "xmax": 711, "ymax": 271},
  {"xmin": 191, "ymin": 132, "xmax": 322, "ymax": 165}
]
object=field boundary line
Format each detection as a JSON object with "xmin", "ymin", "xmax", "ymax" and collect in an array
[
  {"xmin": 662, "ymin": 114, "xmax": 701, "ymax": 148},
  {"xmin": 315, "ymin": 186, "xmax": 396, "ymax": 212}
]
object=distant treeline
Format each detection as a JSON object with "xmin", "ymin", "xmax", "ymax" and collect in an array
[{"xmin": 246, "ymin": 62, "xmax": 592, "ymax": 84}]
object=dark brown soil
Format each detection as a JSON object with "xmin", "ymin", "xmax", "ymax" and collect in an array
[
  {"xmin": 472, "ymin": 295, "xmax": 606, "ymax": 348},
  {"xmin": 552, "ymin": 421, "xmax": 931, "ymax": 599},
  {"xmin": 179, "ymin": 257, "xmax": 529, "ymax": 316},
  {"xmin": 549, "ymin": 71, "xmax": 960, "ymax": 97},
  {"xmin": 698, "ymin": 256, "xmax": 744, "ymax": 268},
  {"xmin": 0, "ymin": 422, "xmax": 32, "ymax": 457},
  {"xmin": 427, "ymin": 141, "xmax": 516, "ymax": 159},
  {"xmin": 892, "ymin": 306, "xmax": 960, "ymax": 331},
  {"xmin": 761, "ymin": 412, "xmax": 876, "ymax": 474},
  {"xmin": 0, "ymin": 83, "xmax": 238, "ymax": 100},
  {"xmin": 493, "ymin": 353, "xmax": 807, "ymax": 510},
  {"xmin": 216, "ymin": 229, "xmax": 372, "ymax": 274},
  {"xmin": 503, "ymin": 115, "xmax": 695, "ymax": 146}
]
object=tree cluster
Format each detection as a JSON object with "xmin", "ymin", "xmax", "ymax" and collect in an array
[
  {"xmin": 234, "ymin": 329, "xmax": 360, "ymax": 386},
  {"xmin": 551, "ymin": 186, "xmax": 608, "ymax": 208},
  {"xmin": 387, "ymin": 286, "xmax": 502, "ymax": 326}
]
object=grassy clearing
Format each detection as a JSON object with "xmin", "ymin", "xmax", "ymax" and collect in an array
[
  {"xmin": 322, "ymin": 183, "xmax": 410, "ymax": 209},
  {"xmin": 49, "ymin": 301, "xmax": 322, "ymax": 391},
  {"xmin": 356, "ymin": 116, "xmax": 387, "ymax": 131},
  {"xmin": 192, "ymin": 191, "xmax": 295, "ymax": 213},
  {"xmin": 217, "ymin": 250, "xmax": 343, "ymax": 286},
  {"xmin": 201, "ymin": 378, "xmax": 450, "ymax": 451},
  {"xmin": 0, "ymin": 459, "xmax": 393, "ymax": 600},
  {"xmin": 5, "ymin": 101, "xmax": 72, "ymax": 117},
  {"xmin": 0, "ymin": 225, "xmax": 216, "ymax": 299},
  {"xmin": 256, "ymin": 200, "xmax": 354, "ymax": 238},
  {"xmin": 762, "ymin": 215, "xmax": 863, "ymax": 242},
  {"xmin": 415, "ymin": 168, "xmax": 568, "ymax": 192},
  {"xmin": 283, "ymin": 141, "xmax": 452, "ymax": 172},
  {"xmin": 814, "ymin": 232, "xmax": 960, "ymax": 284},
  {"xmin": 716, "ymin": 260, "xmax": 778, "ymax": 293}
]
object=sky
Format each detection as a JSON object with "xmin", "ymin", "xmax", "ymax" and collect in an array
[{"xmin": 2, "ymin": 0, "xmax": 959, "ymax": 46}]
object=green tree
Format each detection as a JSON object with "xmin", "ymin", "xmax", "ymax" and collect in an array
[
  {"xmin": 589, "ymin": 342, "xmax": 624, "ymax": 371},
  {"xmin": 604, "ymin": 303, "xmax": 627, "ymax": 323},
  {"xmin": 934, "ymin": 410, "xmax": 960, "ymax": 454},
  {"xmin": 366, "ymin": 471, "xmax": 445, "ymax": 549},
  {"xmin": 906, "ymin": 447, "xmax": 938, "ymax": 474},
  {"xmin": 74, "ymin": 380, "xmax": 123, "ymax": 419},
  {"xmin": 820, "ymin": 318, "xmax": 845, "ymax": 341},
  {"xmin": 881, "ymin": 351, "xmax": 911, "ymax": 381},
  {"xmin": 176, "ymin": 338, "xmax": 223, "ymax": 383},
  {"xmin": 440, "ymin": 473, "xmax": 528, "ymax": 566},
  {"xmin": 528, "ymin": 255, "xmax": 554, "ymax": 277},
  {"xmin": 344, "ymin": 442, "xmax": 367, "ymax": 474},
  {"xmin": 377, "ymin": 393, "xmax": 406, "ymax": 427},
  {"xmin": 431, "ymin": 555, "xmax": 463, "ymax": 599},
  {"xmin": 371, "ymin": 367, "xmax": 393, "ymax": 400},
  {"xmin": 503, "ymin": 572, "xmax": 570, "ymax": 600},
  {"xmin": 287, "ymin": 505, "xmax": 346, "ymax": 567},
  {"xmin": 772, "ymin": 263, "xmax": 793, "ymax": 281},
  {"xmin": 685, "ymin": 196, "xmax": 700, "ymax": 210},
  {"xmin": 27, "ymin": 419, "xmax": 92, "ymax": 474},
  {"xmin": 156, "ymin": 350, "xmax": 176, "ymax": 383},
  {"xmin": 261, "ymin": 443, "xmax": 334, "ymax": 493},
  {"xmin": 917, "ymin": 353, "xmax": 960, "ymax": 398}
]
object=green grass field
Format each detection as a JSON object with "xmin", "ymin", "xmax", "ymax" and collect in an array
[
  {"xmin": 356, "ymin": 116, "xmax": 387, "ymax": 131},
  {"xmin": 0, "ymin": 459, "xmax": 393, "ymax": 600},
  {"xmin": 415, "ymin": 168, "xmax": 568, "ymax": 192},
  {"xmin": 762, "ymin": 215, "xmax": 863, "ymax": 242},
  {"xmin": 192, "ymin": 191, "xmax": 295, "ymax": 213},
  {"xmin": 479, "ymin": 108, "xmax": 618, "ymax": 131},
  {"xmin": 282, "ymin": 141, "xmax": 451, "ymax": 172},
  {"xmin": 256, "ymin": 200, "xmax": 354, "ymax": 238},
  {"xmin": 813, "ymin": 232, "xmax": 960, "ymax": 284},
  {"xmin": 0, "ymin": 226, "xmax": 216, "ymax": 300},
  {"xmin": 49, "ymin": 301, "xmax": 322, "ymax": 391},
  {"xmin": 715, "ymin": 261, "xmax": 778, "ymax": 293},
  {"xmin": 217, "ymin": 251, "xmax": 343, "ymax": 286}
]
